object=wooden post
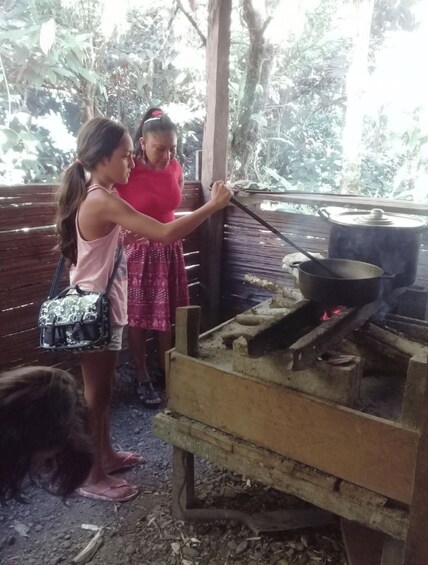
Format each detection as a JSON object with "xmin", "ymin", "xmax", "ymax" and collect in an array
[
  {"xmin": 381, "ymin": 538, "xmax": 404, "ymax": 565},
  {"xmin": 401, "ymin": 353, "xmax": 428, "ymax": 430},
  {"xmin": 195, "ymin": 150, "xmax": 203, "ymax": 181},
  {"xmin": 171, "ymin": 446, "xmax": 195, "ymax": 520},
  {"xmin": 200, "ymin": 0, "xmax": 231, "ymax": 330},
  {"xmin": 340, "ymin": 519, "xmax": 384, "ymax": 565},
  {"xmin": 175, "ymin": 306, "xmax": 201, "ymax": 357},
  {"xmin": 403, "ymin": 352, "xmax": 428, "ymax": 564}
]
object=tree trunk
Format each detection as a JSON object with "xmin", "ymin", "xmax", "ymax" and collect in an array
[
  {"xmin": 340, "ymin": 0, "xmax": 375, "ymax": 194},
  {"xmin": 229, "ymin": 0, "xmax": 273, "ymax": 180}
]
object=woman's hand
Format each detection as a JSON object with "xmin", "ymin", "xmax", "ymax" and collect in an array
[{"xmin": 210, "ymin": 180, "xmax": 232, "ymax": 210}]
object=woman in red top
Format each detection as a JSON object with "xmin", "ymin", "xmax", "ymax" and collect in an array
[{"xmin": 117, "ymin": 108, "xmax": 188, "ymax": 405}]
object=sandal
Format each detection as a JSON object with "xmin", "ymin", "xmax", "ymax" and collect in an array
[
  {"xmin": 77, "ymin": 480, "xmax": 138, "ymax": 502},
  {"xmin": 104, "ymin": 451, "xmax": 144, "ymax": 474},
  {"xmin": 135, "ymin": 381, "xmax": 162, "ymax": 407}
]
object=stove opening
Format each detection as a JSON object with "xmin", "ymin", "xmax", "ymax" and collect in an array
[{"xmin": 320, "ymin": 306, "xmax": 346, "ymax": 321}]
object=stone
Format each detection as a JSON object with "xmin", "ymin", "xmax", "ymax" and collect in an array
[
  {"xmin": 222, "ymin": 486, "xmax": 236, "ymax": 498},
  {"xmin": 125, "ymin": 544, "xmax": 135, "ymax": 556},
  {"xmin": 34, "ymin": 524, "xmax": 43, "ymax": 532},
  {"xmin": 235, "ymin": 541, "xmax": 248, "ymax": 555},
  {"xmin": 182, "ymin": 546, "xmax": 199, "ymax": 559}
]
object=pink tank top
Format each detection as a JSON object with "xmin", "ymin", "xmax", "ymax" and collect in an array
[
  {"xmin": 70, "ymin": 185, "xmax": 128, "ymax": 327},
  {"xmin": 116, "ymin": 158, "xmax": 182, "ymax": 223}
]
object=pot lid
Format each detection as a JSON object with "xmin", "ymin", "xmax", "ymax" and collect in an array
[{"xmin": 324, "ymin": 207, "xmax": 426, "ymax": 229}]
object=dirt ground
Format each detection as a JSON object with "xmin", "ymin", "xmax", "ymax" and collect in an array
[{"xmin": 0, "ymin": 365, "xmax": 346, "ymax": 565}]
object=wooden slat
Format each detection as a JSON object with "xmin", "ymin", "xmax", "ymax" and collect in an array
[
  {"xmin": 168, "ymin": 352, "xmax": 418, "ymax": 504},
  {"xmin": 237, "ymin": 192, "xmax": 428, "ymax": 216},
  {"xmin": 0, "ymin": 182, "xmax": 204, "ymax": 370},
  {"xmin": 0, "ymin": 302, "xmax": 40, "ymax": 336}
]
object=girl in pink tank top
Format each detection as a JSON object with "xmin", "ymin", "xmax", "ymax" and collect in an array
[{"xmin": 55, "ymin": 117, "xmax": 232, "ymax": 503}]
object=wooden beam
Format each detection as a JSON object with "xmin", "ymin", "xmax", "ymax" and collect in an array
[
  {"xmin": 200, "ymin": 0, "xmax": 231, "ymax": 329},
  {"xmin": 153, "ymin": 413, "xmax": 409, "ymax": 540},
  {"xmin": 167, "ymin": 352, "xmax": 418, "ymax": 503},
  {"xmin": 236, "ymin": 191, "xmax": 428, "ymax": 217}
]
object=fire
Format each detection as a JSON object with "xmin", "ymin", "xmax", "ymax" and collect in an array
[{"xmin": 321, "ymin": 306, "xmax": 345, "ymax": 321}]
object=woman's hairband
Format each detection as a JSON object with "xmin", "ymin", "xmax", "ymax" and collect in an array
[
  {"xmin": 144, "ymin": 116, "xmax": 162, "ymax": 124},
  {"xmin": 144, "ymin": 110, "xmax": 164, "ymax": 124},
  {"xmin": 75, "ymin": 158, "xmax": 83, "ymax": 166}
]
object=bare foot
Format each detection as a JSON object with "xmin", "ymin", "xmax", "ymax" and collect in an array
[
  {"xmin": 104, "ymin": 451, "xmax": 144, "ymax": 474},
  {"xmin": 77, "ymin": 475, "xmax": 138, "ymax": 502}
]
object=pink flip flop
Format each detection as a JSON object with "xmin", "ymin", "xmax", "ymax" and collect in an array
[
  {"xmin": 105, "ymin": 451, "xmax": 145, "ymax": 474},
  {"xmin": 77, "ymin": 480, "xmax": 138, "ymax": 502}
]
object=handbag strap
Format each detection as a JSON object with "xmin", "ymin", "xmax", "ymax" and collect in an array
[
  {"xmin": 47, "ymin": 246, "xmax": 124, "ymax": 299},
  {"xmin": 48, "ymin": 256, "xmax": 66, "ymax": 299},
  {"xmin": 106, "ymin": 246, "xmax": 123, "ymax": 295}
]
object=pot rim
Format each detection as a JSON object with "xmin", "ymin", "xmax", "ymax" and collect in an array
[
  {"xmin": 297, "ymin": 258, "xmax": 385, "ymax": 280},
  {"xmin": 318, "ymin": 207, "xmax": 427, "ymax": 230}
]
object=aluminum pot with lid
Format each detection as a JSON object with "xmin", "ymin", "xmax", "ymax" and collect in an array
[{"xmin": 318, "ymin": 207, "xmax": 428, "ymax": 288}]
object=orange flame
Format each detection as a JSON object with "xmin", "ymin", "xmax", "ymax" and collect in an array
[{"xmin": 321, "ymin": 306, "xmax": 345, "ymax": 321}]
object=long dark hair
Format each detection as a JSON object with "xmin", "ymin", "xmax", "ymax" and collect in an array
[
  {"xmin": 134, "ymin": 107, "xmax": 177, "ymax": 158},
  {"xmin": 56, "ymin": 117, "xmax": 127, "ymax": 264},
  {"xmin": 0, "ymin": 366, "xmax": 92, "ymax": 502}
]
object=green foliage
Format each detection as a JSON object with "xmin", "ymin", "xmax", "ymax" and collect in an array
[{"xmin": 0, "ymin": 0, "xmax": 427, "ymax": 200}]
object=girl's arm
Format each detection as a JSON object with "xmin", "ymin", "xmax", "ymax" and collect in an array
[{"xmin": 104, "ymin": 181, "xmax": 231, "ymax": 245}]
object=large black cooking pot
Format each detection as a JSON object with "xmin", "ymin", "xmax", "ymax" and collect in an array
[
  {"xmin": 318, "ymin": 207, "xmax": 427, "ymax": 288},
  {"xmin": 294, "ymin": 258, "xmax": 392, "ymax": 307}
]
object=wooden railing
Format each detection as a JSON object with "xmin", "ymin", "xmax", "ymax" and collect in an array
[{"xmin": 0, "ymin": 182, "xmax": 202, "ymax": 371}]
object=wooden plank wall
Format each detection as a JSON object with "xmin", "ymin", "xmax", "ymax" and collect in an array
[
  {"xmin": 0, "ymin": 182, "xmax": 203, "ymax": 372},
  {"xmin": 2, "ymin": 182, "xmax": 428, "ymax": 368},
  {"xmin": 221, "ymin": 195, "xmax": 428, "ymax": 320}
]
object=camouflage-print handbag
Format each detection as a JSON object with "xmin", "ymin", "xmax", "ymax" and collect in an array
[{"xmin": 38, "ymin": 249, "xmax": 123, "ymax": 352}]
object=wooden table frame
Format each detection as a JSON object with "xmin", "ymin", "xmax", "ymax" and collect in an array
[{"xmin": 153, "ymin": 306, "xmax": 428, "ymax": 565}]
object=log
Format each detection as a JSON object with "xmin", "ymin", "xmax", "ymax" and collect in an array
[
  {"xmin": 367, "ymin": 323, "xmax": 426, "ymax": 358},
  {"xmin": 244, "ymin": 273, "xmax": 303, "ymax": 302}
]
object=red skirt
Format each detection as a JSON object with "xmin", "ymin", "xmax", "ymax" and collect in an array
[{"xmin": 126, "ymin": 240, "xmax": 189, "ymax": 331}]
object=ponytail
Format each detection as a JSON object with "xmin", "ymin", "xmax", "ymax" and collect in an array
[
  {"xmin": 55, "ymin": 161, "xmax": 87, "ymax": 265},
  {"xmin": 55, "ymin": 117, "xmax": 127, "ymax": 265}
]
